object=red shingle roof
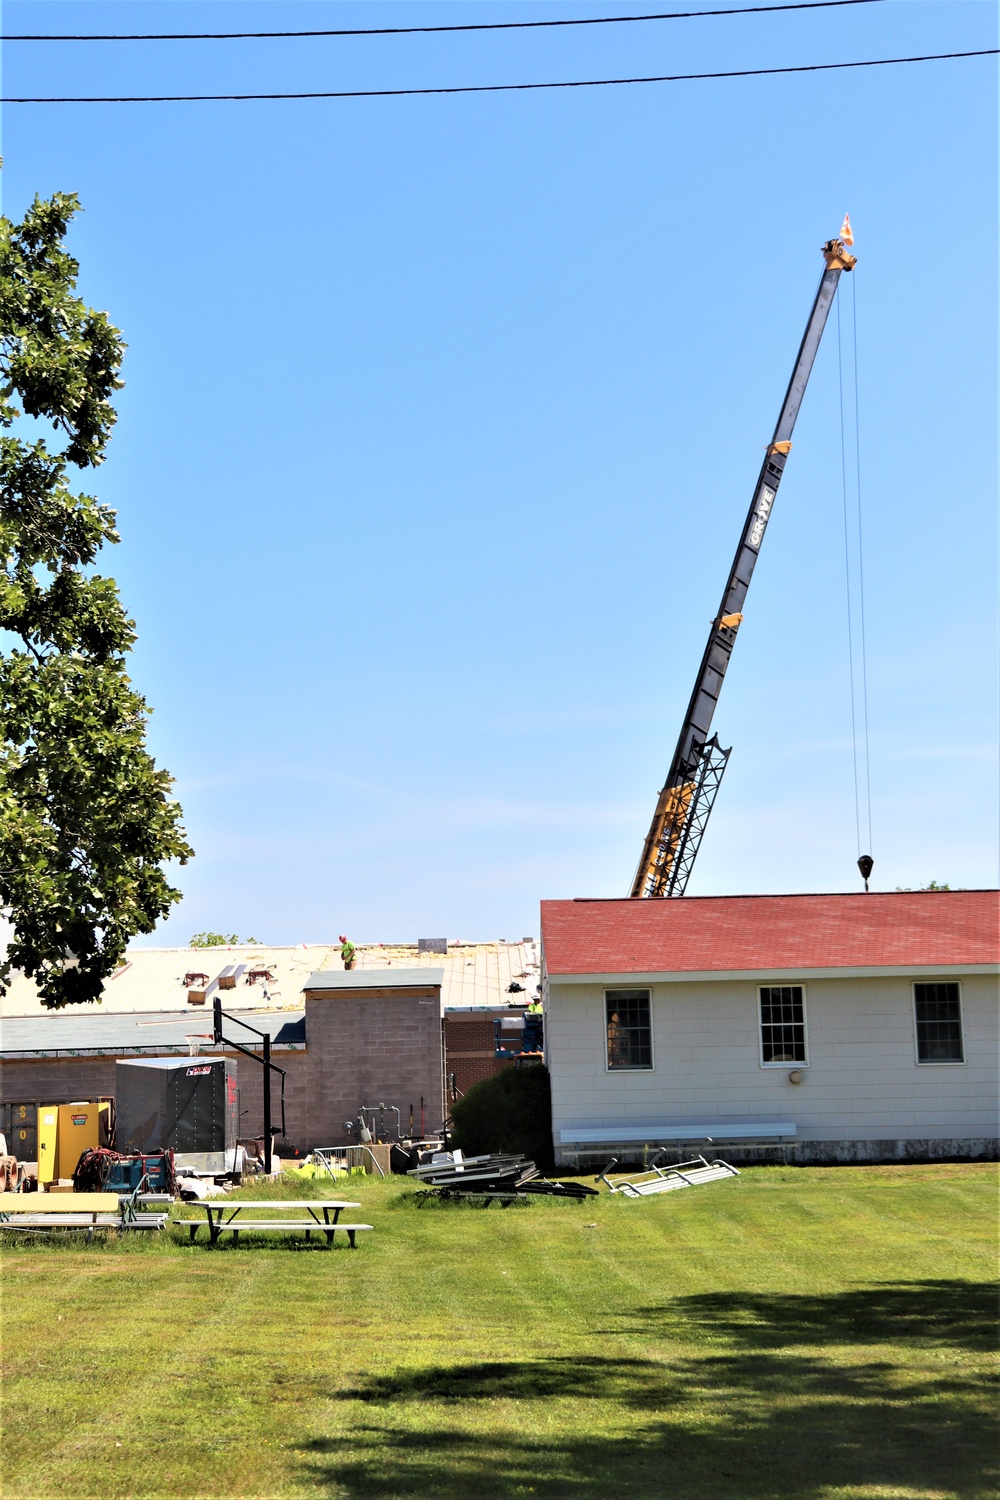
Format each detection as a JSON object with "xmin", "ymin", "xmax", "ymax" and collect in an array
[{"xmin": 540, "ymin": 891, "xmax": 999, "ymax": 975}]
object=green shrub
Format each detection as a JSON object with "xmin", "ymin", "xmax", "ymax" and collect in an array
[{"xmin": 449, "ymin": 1064, "xmax": 554, "ymax": 1172}]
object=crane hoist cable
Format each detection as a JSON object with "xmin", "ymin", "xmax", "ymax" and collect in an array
[
  {"xmin": 837, "ymin": 275, "xmax": 874, "ymax": 885},
  {"xmin": 852, "ymin": 276, "xmax": 874, "ymax": 860},
  {"xmin": 837, "ymin": 290, "xmax": 862, "ymax": 857}
]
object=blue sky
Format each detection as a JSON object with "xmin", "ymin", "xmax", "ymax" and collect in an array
[{"xmin": 2, "ymin": 0, "xmax": 996, "ymax": 944}]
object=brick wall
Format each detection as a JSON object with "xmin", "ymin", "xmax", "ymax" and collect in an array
[{"xmin": 443, "ymin": 1013, "xmax": 516, "ymax": 1099}]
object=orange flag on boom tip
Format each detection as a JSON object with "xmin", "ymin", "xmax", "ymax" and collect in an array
[{"xmin": 840, "ymin": 213, "xmax": 854, "ymax": 246}]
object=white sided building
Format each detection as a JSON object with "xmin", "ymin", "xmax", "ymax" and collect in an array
[{"xmin": 540, "ymin": 890, "xmax": 999, "ymax": 1167}]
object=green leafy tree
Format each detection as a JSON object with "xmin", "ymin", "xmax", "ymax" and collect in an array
[
  {"xmin": 0, "ymin": 191, "xmax": 192, "ymax": 1008},
  {"xmin": 189, "ymin": 932, "xmax": 260, "ymax": 948},
  {"xmin": 449, "ymin": 1065, "xmax": 554, "ymax": 1172}
]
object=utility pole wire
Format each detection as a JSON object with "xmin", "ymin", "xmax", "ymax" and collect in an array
[
  {"xmin": 3, "ymin": 47, "xmax": 996, "ymax": 103},
  {"xmin": 0, "ymin": 0, "xmax": 885, "ymax": 42}
]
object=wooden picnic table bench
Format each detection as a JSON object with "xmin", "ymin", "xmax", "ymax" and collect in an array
[
  {"xmin": 0, "ymin": 1193, "xmax": 169, "ymax": 1241},
  {"xmin": 177, "ymin": 1199, "xmax": 370, "ymax": 1247}
]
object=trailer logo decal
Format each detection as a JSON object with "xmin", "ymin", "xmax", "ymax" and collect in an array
[
  {"xmin": 186, "ymin": 1065, "xmax": 212, "ymax": 1076},
  {"xmin": 748, "ymin": 486, "xmax": 775, "ymax": 549}
]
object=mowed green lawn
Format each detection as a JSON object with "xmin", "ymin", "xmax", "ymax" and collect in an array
[{"xmin": 1, "ymin": 1164, "xmax": 996, "ymax": 1500}]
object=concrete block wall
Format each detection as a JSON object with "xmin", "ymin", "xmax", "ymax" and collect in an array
[
  {"xmin": 234, "ymin": 1051, "xmax": 309, "ymax": 1152},
  {"xmin": 303, "ymin": 984, "xmax": 444, "ymax": 1146},
  {"xmin": 1, "ymin": 1056, "xmax": 117, "ymax": 1111}
]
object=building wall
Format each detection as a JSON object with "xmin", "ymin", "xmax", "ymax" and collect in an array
[
  {"xmin": 0, "ymin": 1057, "xmax": 118, "ymax": 1119},
  {"xmin": 546, "ymin": 972, "xmax": 999, "ymax": 1163},
  {"xmin": 442, "ymin": 1012, "xmax": 522, "ymax": 1099},
  {"xmin": 2, "ymin": 984, "xmax": 495, "ymax": 1159},
  {"xmin": 303, "ymin": 985, "xmax": 444, "ymax": 1145},
  {"xmin": 0, "ymin": 1051, "xmax": 311, "ymax": 1159},
  {"xmin": 233, "ymin": 1051, "xmax": 309, "ymax": 1153}
]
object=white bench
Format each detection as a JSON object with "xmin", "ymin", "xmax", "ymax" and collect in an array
[
  {"xmin": 0, "ymin": 1193, "xmax": 169, "ymax": 1241},
  {"xmin": 559, "ymin": 1121, "xmax": 796, "ymax": 1167},
  {"xmin": 0, "ymin": 1214, "xmax": 168, "ymax": 1238},
  {"xmin": 209, "ymin": 1220, "xmax": 373, "ymax": 1247},
  {"xmin": 178, "ymin": 1199, "xmax": 369, "ymax": 1248}
]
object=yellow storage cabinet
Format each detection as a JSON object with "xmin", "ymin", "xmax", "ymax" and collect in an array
[
  {"xmin": 37, "ymin": 1106, "xmax": 59, "ymax": 1184},
  {"xmin": 55, "ymin": 1102, "xmax": 112, "ymax": 1180}
]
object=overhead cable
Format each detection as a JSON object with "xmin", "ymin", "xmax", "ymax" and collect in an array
[
  {"xmin": 0, "ymin": 0, "xmax": 886, "ymax": 42},
  {"xmin": 3, "ymin": 47, "xmax": 996, "ymax": 102}
]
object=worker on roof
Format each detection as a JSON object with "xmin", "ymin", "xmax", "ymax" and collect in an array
[{"xmin": 339, "ymin": 934, "xmax": 356, "ymax": 971}]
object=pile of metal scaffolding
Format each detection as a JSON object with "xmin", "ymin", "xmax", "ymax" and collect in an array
[{"xmin": 408, "ymin": 1150, "xmax": 598, "ymax": 1203}]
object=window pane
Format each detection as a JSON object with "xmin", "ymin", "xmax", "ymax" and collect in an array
[
  {"xmin": 914, "ymin": 983, "xmax": 963, "ymax": 1062},
  {"xmin": 606, "ymin": 989, "xmax": 652, "ymax": 1070},
  {"xmin": 760, "ymin": 985, "xmax": 806, "ymax": 1063}
]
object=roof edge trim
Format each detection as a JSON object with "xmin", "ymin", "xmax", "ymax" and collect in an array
[{"xmin": 546, "ymin": 964, "xmax": 1000, "ymax": 984}]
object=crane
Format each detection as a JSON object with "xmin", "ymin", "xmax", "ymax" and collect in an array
[{"xmin": 631, "ymin": 233, "xmax": 857, "ymax": 899}]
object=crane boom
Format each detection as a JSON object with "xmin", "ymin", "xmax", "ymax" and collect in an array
[{"xmin": 631, "ymin": 236, "xmax": 856, "ymax": 899}]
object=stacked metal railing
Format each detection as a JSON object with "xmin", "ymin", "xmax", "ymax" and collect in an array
[{"xmin": 407, "ymin": 1151, "xmax": 597, "ymax": 1203}]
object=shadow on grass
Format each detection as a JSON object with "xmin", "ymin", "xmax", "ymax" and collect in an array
[
  {"xmin": 625, "ymin": 1279, "xmax": 1000, "ymax": 1354},
  {"xmin": 387, "ymin": 1191, "xmax": 533, "ymax": 1211},
  {"xmin": 295, "ymin": 1281, "xmax": 998, "ymax": 1499}
]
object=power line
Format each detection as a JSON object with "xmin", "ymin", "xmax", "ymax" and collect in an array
[
  {"xmin": 3, "ymin": 47, "xmax": 995, "ymax": 103},
  {"xmin": 0, "ymin": 0, "xmax": 885, "ymax": 42}
]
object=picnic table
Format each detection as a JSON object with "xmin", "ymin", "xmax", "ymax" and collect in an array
[
  {"xmin": 0, "ymin": 1192, "xmax": 169, "ymax": 1241},
  {"xmin": 179, "ymin": 1199, "xmax": 370, "ymax": 1247}
]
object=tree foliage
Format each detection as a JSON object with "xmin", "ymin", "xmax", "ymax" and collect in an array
[
  {"xmin": 0, "ymin": 191, "xmax": 192, "ymax": 1008},
  {"xmin": 189, "ymin": 932, "xmax": 259, "ymax": 948},
  {"xmin": 449, "ymin": 1065, "xmax": 554, "ymax": 1172}
]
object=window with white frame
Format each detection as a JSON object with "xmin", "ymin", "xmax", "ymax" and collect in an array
[
  {"xmin": 759, "ymin": 985, "xmax": 807, "ymax": 1065},
  {"xmin": 605, "ymin": 988, "xmax": 652, "ymax": 1070},
  {"xmin": 913, "ymin": 982, "xmax": 965, "ymax": 1063}
]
